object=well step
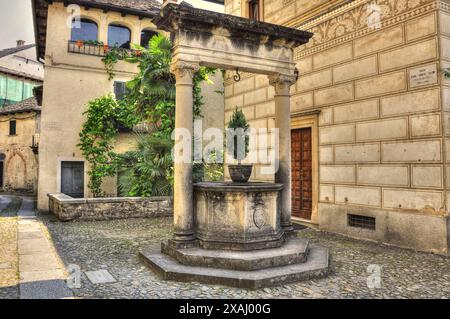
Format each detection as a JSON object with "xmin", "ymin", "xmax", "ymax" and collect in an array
[
  {"xmin": 140, "ymin": 244, "xmax": 330, "ymax": 289},
  {"xmin": 161, "ymin": 237, "xmax": 310, "ymax": 271}
]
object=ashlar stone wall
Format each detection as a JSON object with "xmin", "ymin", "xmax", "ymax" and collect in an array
[{"xmin": 224, "ymin": 0, "xmax": 450, "ymax": 254}]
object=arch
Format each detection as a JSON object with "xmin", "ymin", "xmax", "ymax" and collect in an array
[
  {"xmin": 108, "ymin": 23, "xmax": 131, "ymax": 49},
  {"xmin": 71, "ymin": 18, "xmax": 99, "ymax": 42},
  {"xmin": 140, "ymin": 29, "xmax": 159, "ymax": 48},
  {"xmin": 6, "ymin": 151, "xmax": 27, "ymax": 190}
]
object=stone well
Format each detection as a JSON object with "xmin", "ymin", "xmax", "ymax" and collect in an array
[
  {"xmin": 140, "ymin": 3, "xmax": 330, "ymax": 288},
  {"xmin": 193, "ymin": 182, "xmax": 285, "ymax": 251},
  {"xmin": 142, "ymin": 182, "xmax": 330, "ymax": 289}
]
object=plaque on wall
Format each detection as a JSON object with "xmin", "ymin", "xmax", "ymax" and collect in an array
[{"xmin": 409, "ymin": 64, "xmax": 438, "ymax": 88}]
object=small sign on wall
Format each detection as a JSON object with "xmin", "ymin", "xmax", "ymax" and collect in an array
[{"xmin": 409, "ymin": 64, "xmax": 438, "ymax": 88}]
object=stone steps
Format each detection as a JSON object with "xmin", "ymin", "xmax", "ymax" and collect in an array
[
  {"xmin": 161, "ymin": 237, "xmax": 310, "ymax": 271},
  {"xmin": 140, "ymin": 242, "xmax": 330, "ymax": 289}
]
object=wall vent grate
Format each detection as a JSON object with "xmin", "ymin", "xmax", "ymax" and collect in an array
[{"xmin": 348, "ymin": 214, "xmax": 376, "ymax": 230}]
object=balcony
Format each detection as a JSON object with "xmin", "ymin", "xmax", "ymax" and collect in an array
[
  {"xmin": 67, "ymin": 40, "xmax": 132, "ymax": 59},
  {"xmin": 31, "ymin": 133, "xmax": 39, "ymax": 155}
]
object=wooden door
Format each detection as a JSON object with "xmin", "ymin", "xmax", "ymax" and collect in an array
[
  {"xmin": 291, "ymin": 128, "xmax": 313, "ymax": 220},
  {"xmin": 61, "ymin": 162, "xmax": 84, "ymax": 198}
]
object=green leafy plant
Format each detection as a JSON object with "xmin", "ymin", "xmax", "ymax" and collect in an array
[
  {"xmin": 78, "ymin": 95, "xmax": 139, "ymax": 197},
  {"xmin": 83, "ymin": 40, "xmax": 104, "ymax": 46},
  {"xmin": 102, "ymin": 48, "xmax": 122, "ymax": 80},
  {"xmin": 204, "ymin": 151, "xmax": 224, "ymax": 182},
  {"xmin": 227, "ymin": 108, "xmax": 250, "ymax": 164},
  {"xmin": 80, "ymin": 34, "xmax": 217, "ymax": 197},
  {"xmin": 445, "ymin": 68, "xmax": 450, "ymax": 78},
  {"xmin": 125, "ymin": 34, "xmax": 215, "ymax": 136},
  {"xmin": 116, "ymin": 134, "xmax": 174, "ymax": 197}
]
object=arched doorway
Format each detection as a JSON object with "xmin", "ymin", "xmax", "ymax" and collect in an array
[{"xmin": 6, "ymin": 152, "xmax": 27, "ymax": 190}]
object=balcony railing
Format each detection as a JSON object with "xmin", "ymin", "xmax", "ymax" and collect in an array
[{"xmin": 67, "ymin": 40, "xmax": 132, "ymax": 59}]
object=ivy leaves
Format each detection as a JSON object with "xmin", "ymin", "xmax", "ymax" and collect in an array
[{"xmin": 78, "ymin": 95, "xmax": 139, "ymax": 197}]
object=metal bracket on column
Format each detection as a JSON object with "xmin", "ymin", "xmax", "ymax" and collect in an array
[{"xmin": 233, "ymin": 68, "xmax": 241, "ymax": 82}]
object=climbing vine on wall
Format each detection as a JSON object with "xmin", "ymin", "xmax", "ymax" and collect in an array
[
  {"xmin": 445, "ymin": 68, "xmax": 450, "ymax": 79},
  {"xmin": 78, "ymin": 95, "xmax": 139, "ymax": 197}
]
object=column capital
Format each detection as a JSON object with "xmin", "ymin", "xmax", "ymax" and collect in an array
[
  {"xmin": 268, "ymin": 73, "xmax": 297, "ymax": 95},
  {"xmin": 170, "ymin": 61, "xmax": 201, "ymax": 84}
]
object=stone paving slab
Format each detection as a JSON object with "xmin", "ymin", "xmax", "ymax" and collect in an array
[
  {"xmin": 18, "ymin": 238, "xmax": 52, "ymax": 255},
  {"xmin": 20, "ymin": 270, "xmax": 66, "ymax": 283},
  {"xmin": 15, "ymin": 198, "xmax": 73, "ymax": 299},
  {"xmin": 19, "ymin": 253, "xmax": 60, "ymax": 273},
  {"xmin": 17, "ymin": 198, "xmax": 37, "ymax": 219},
  {"xmin": 18, "ymin": 231, "xmax": 44, "ymax": 240},
  {"xmin": 85, "ymin": 270, "xmax": 117, "ymax": 284}
]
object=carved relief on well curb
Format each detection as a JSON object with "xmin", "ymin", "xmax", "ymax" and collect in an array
[{"xmin": 252, "ymin": 192, "xmax": 267, "ymax": 229}]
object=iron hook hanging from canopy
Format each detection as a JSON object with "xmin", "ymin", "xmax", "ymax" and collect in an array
[{"xmin": 233, "ymin": 68, "xmax": 241, "ymax": 82}]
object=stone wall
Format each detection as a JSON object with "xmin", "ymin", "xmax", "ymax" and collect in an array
[
  {"xmin": 48, "ymin": 193, "xmax": 173, "ymax": 221},
  {"xmin": 0, "ymin": 111, "xmax": 39, "ymax": 194},
  {"xmin": 224, "ymin": 0, "xmax": 450, "ymax": 254}
]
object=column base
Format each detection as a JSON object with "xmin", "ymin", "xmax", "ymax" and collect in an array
[{"xmin": 168, "ymin": 232, "xmax": 197, "ymax": 249}]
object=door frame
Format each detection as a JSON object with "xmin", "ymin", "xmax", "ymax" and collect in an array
[
  {"xmin": 0, "ymin": 161, "xmax": 3, "ymax": 189},
  {"xmin": 56, "ymin": 157, "xmax": 87, "ymax": 198},
  {"xmin": 291, "ymin": 114, "xmax": 319, "ymax": 225}
]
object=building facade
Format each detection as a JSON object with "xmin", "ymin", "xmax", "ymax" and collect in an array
[
  {"xmin": 224, "ymin": 0, "xmax": 450, "ymax": 254},
  {"xmin": 0, "ymin": 42, "xmax": 44, "ymax": 107},
  {"xmin": 32, "ymin": 0, "xmax": 224, "ymax": 211},
  {"xmin": 0, "ymin": 97, "xmax": 40, "ymax": 193}
]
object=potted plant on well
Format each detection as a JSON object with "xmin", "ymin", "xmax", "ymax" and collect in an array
[{"xmin": 227, "ymin": 108, "xmax": 252, "ymax": 183}]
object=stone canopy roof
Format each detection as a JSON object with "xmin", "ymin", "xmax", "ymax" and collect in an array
[
  {"xmin": 154, "ymin": 2, "xmax": 313, "ymax": 48},
  {"xmin": 32, "ymin": 0, "xmax": 162, "ymax": 60},
  {"xmin": 0, "ymin": 97, "xmax": 41, "ymax": 115},
  {"xmin": 0, "ymin": 44, "xmax": 37, "ymax": 59}
]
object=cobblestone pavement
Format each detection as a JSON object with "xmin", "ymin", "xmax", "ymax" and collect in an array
[
  {"xmin": 0, "ymin": 196, "xmax": 23, "ymax": 299},
  {"xmin": 37, "ymin": 214, "xmax": 450, "ymax": 299}
]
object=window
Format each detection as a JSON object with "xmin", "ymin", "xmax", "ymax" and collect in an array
[
  {"xmin": 248, "ymin": 0, "xmax": 260, "ymax": 21},
  {"xmin": 71, "ymin": 18, "xmax": 98, "ymax": 42},
  {"xmin": 108, "ymin": 24, "xmax": 131, "ymax": 49},
  {"xmin": 9, "ymin": 120, "xmax": 16, "ymax": 136},
  {"xmin": 141, "ymin": 29, "xmax": 158, "ymax": 48},
  {"xmin": 114, "ymin": 81, "xmax": 128, "ymax": 101}
]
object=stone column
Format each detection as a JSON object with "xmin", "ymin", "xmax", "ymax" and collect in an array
[
  {"xmin": 170, "ymin": 61, "xmax": 200, "ymax": 245},
  {"xmin": 269, "ymin": 74, "xmax": 297, "ymax": 234}
]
